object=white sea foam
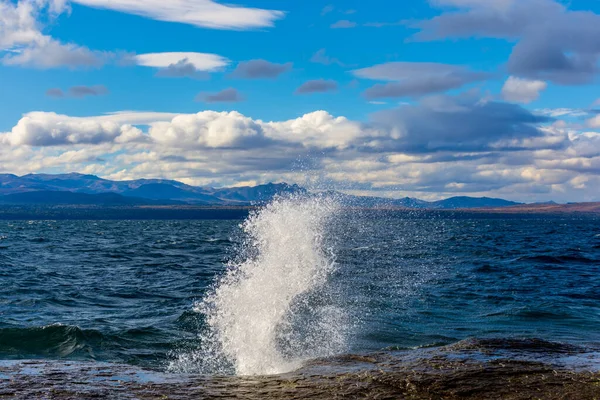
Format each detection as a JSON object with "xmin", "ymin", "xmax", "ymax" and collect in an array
[{"xmin": 169, "ymin": 194, "xmax": 347, "ymax": 375}]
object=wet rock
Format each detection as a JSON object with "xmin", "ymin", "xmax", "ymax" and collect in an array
[{"xmin": 1, "ymin": 356, "xmax": 600, "ymax": 399}]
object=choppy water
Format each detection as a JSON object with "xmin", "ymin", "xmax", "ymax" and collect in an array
[{"xmin": 1, "ymin": 199, "xmax": 599, "ymax": 376}]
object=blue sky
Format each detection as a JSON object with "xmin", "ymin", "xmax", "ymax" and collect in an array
[{"xmin": 0, "ymin": 0, "xmax": 599, "ymax": 202}]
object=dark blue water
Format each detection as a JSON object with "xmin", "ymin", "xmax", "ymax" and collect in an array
[{"xmin": 1, "ymin": 212, "xmax": 599, "ymax": 371}]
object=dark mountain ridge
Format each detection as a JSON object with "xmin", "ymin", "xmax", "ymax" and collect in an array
[{"xmin": 0, "ymin": 173, "xmax": 525, "ymax": 209}]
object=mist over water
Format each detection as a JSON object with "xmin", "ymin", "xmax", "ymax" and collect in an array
[{"xmin": 169, "ymin": 195, "xmax": 348, "ymax": 375}]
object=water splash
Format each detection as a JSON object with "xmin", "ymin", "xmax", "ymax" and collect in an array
[{"xmin": 170, "ymin": 194, "xmax": 347, "ymax": 375}]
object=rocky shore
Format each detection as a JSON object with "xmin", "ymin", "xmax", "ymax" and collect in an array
[{"xmin": 2, "ymin": 339, "xmax": 599, "ymax": 399}]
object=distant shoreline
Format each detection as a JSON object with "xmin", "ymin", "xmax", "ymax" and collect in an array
[{"xmin": 0, "ymin": 203, "xmax": 597, "ymax": 220}]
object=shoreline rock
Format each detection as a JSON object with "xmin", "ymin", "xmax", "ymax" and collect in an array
[{"xmin": 2, "ymin": 355, "xmax": 599, "ymax": 399}]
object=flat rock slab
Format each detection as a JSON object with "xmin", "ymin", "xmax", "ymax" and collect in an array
[{"xmin": 1, "ymin": 355, "xmax": 600, "ymax": 399}]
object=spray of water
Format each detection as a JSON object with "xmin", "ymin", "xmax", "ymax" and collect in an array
[{"xmin": 169, "ymin": 194, "xmax": 347, "ymax": 375}]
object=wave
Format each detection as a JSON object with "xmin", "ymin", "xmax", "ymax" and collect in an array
[
  {"xmin": 0, "ymin": 324, "xmax": 172, "ymax": 364},
  {"xmin": 0, "ymin": 324, "xmax": 100, "ymax": 358},
  {"xmin": 169, "ymin": 195, "xmax": 348, "ymax": 376}
]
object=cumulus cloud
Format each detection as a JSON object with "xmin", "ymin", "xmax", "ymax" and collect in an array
[
  {"xmin": 415, "ymin": 0, "xmax": 600, "ymax": 85},
  {"xmin": 354, "ymin": 62, "xmax": 489, "ymax": 99},
  {"xmin": 0, "ymin": 110, "xmax": 368, "ymax": 151},
  {"xmin": 230, "ymin": 59, "xmax": 292, "ymax": 79},
  {"xmin": 295, "ymin": 79, "xmax": 338, "ymax": 94},
  {"xmin": 196, "ymin": 88, "xmax": 244, "ymax": 103},
  {"xmin": 1, "ymin": 98, "xmax": 556, "ymax": 155},
  {"xmin": 265, "ymin": 111, "xmax": 365, "ymax": 149},
  {"xmin": 0, "ymin": 111, "xmax": 181, "ymax": 147},
  {"xmin": 331, "ymin": 20, "xmax": 356, "ymax": 29},
  {"xmin": 148, "ymin": 111, "xmax": 268, "ymax": 149},
  {"xmin": 70, "ymin": 0, "xmax": 284, "ymax": 30},
  {"xmin": 1, "ymin": 112, "xmax": 144, "ymax": 146},
  {"xmin": 501, "ymin": 76, "xmax": 547, "ymax": 103}
]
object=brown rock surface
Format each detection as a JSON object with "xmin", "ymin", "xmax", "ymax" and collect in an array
[{"xmin": 1, "ymin": 356, "xmax": 599, "ymax": 399}]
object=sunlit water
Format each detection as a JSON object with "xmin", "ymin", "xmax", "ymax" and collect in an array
[{"xmin": 1, "ymin": 200, "xmax": 599, "ymax": 375}]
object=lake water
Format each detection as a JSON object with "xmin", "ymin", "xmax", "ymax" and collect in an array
[{"xmin": 1, "ymin": 196, "xmax": 599, "ymax": 376}]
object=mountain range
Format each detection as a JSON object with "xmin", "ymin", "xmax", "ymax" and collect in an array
[{"xmin": 0, "ymin": 173, "xmax": 523, "ymax": 209}]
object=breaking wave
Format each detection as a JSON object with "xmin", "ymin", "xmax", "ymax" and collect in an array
[{"xmin": 169, "ymin": 195, "xmax": 347, "ymax": 375}]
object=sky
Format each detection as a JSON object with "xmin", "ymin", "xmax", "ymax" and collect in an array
[{"xmin": 0, "ymin": 0, "xmax": 599, "ymax": 202}]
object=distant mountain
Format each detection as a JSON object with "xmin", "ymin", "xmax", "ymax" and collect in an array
[
  {"xmin": 0, "ymin": 173, "xmax": 196, "ymax": 195},
  {"xmin": 123, "ymin": 184, "xmax": 223, "ymax": 204},
  {"xmin": 0, "ymin": 173, "xmax": 526, "ymax": 209},
  {"xmin": 209, "ymin": 183, "xmax": 306, "ymax": 203},
  {"xmin": 322, "ymin": 191, "xmax": 430, "ymax": 208},
  {"xmin": 0, "ymin": 173, "xmax": 301, "ymax": 205},
  {"xmin": 430, "ymin": 196, "xmax": 521, "ymax": 209}
]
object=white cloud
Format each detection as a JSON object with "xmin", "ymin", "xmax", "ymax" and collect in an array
[
  {"xmin": 0, "ymin": 1, "xmax": 44, "ymax": 50},
  {"xmin": 501, "ymin": 76, "xmax": 547, "ymax": 104},
  {"xmin": 135, "ymin": 52, "xmax": 229, "ymax": 72},
  {"xmin": 1, "ymin": 2, "xmax": 237, "ymax": 70},
  {"xmin": 0, "ymin": 0, "xmax": 107, "ymax": 68},
  {"xmin": 587, "ymin": 115, "xmax": 600, "ymax": 128},
  {"xmin": 149, "ymin": 111, "xmax": 265, "ymax": 148},
  {"xmin": 3, "ymin": 37, "xmax": 106, "ymax": 68},
  {"xmin": 1, "ymin": 106, "xmax": 599, "ymax": 202},
  {"xmin": 0, "ymin": 110, "xmax": 365, "ymax": 150},
  {"xmin": 70, "ymin": 0, "xmax": 284, "ymax": 30},
  {"xmin": 265, "ymin": 111, "xmax": 364, "ymax": 149},
  {"xmin": 1, "ymin": 112, "xmax": 145, "ymax": 146}
]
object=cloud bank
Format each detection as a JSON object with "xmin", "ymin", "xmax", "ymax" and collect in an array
[{"xmin": 1, "ymin": 93, "xmax": 598, "ymax": 202}]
